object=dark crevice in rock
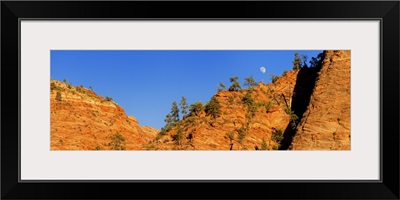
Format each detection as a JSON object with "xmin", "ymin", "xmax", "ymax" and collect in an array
[{"xmin": 279, "ymin": 65, "xmax": 323, "ymax": 150}]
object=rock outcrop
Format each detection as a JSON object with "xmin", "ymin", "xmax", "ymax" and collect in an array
[
  {"xmin": 50, "ymin": 80, "xmax": 158, "ymax": 150},
  {"xmin": 150, "ymin": 71, "xmax": 299, "ymax": 150},
  {"xmin": 290, "ymin": 50, "xmax": 351, "ymax": 150}
]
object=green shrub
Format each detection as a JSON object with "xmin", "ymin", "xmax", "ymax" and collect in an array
[
  {"xmin": 185, "ymin": 116, "xmax": 196, "ymax": 125},
  {"xmin": 242, "ymin": 90, "xmax": 255, "ymax": 106},
  {"xmin": 56, "ymin": 91, "xmax": 62, "ymax": 101},
  {"xmin": 105, "ymin": 95, "xmax": 113, "ymax": 101},
  {"xmin": 283, "ymin": 107, "xmax": 299, "ymax": 129},
  {"xmin": 264, "ymin": 101, "xmax": 273, "ymax": 113},
  {"xmin": 261, "ymin": 138, "xmax": 268, "ymax": 150},
  {"xmin": 271, "ymin": 75, "xmax": 279, "ymax": 83},
  {"xmin": 142, "ymin": 144, "xmax": 155, "ymax": 150},
  {"xmin": 171, "ymin": 128, "xmax": 184, "ymax": 145},
  {"xmin": 94, "ymin": 146, "xmax": 102, "ymax": 150},
  {"xmin": 189, "ymin": 101, "xmax": 204, "ymax": 116},
  {"xmin": 228, "ymin": 96, "xmax": 234, "ymax": 104},
  {"xmin": 108, "ymin": 132, "xmax": 126, "ymax": 150},
  {"xmin": 157, "ymin": 124, "xmax": 172, "ymax": 140},
  {"xmin": 205, "ymin": 96, "xmax": 221, "ymax": 119},
  {"xmin": 290, "ymin": 115, "xmax": 299, "ymax": 129},
  {"xmin": 283, "ymin": 107, "xmax": 291, "ymax": 115},
  {"xmin": 236, "ymin": 127, "xmax": 246, "ymax": 144},
  {"xmin": 242, "ymin": 90, "xmax": 258, "ymax": 119},
  {"xmin": 51, "ymin": 82, "xmax": 57, "ymax": 91},
  {"xmin": 225, "ymin": 131, "xmax": 235, "ymax": 150},
  {"xmin": 271, "ymin": 128, "xmax": 284, "ymax": 143},
  {"xmin": 225, "ymin": 132, "xmax": 235, "ymax": 141},
  {"xmin": 247, "ymin": 104, "xmax": 258, "ymax": 119},
  {"xmin": 155, "ymin": 131, "xmax": 165, "ymax": 140}
]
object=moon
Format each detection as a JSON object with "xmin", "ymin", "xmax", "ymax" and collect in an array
[{"xmin": 260, "ymin": 66, "xmax": 266, "ymax": 74}]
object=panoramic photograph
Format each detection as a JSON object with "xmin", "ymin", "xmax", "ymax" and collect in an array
[{"xmin": 50, "ymin": 50, "xmax": 350, "ymax": 151}]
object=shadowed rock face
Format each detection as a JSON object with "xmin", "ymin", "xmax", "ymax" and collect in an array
[
  {"xmin": 279, "ymin": 65, "xmax": 322, "ymax": 150},
  {"xmin": 290, "ymin": 50, "xmax": 351, "ymax": 150},
  {"xmin": 50, "ymin": 50, "xmax": 350, "ymax": 150}
]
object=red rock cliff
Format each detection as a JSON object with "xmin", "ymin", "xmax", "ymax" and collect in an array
[
  {"xmin": 290, "ymin": 50, "xmax": 351, "ymax": 150},
  {"xmin": 50, "ymin": 80, "xmax": 159, "ymax": 150}
]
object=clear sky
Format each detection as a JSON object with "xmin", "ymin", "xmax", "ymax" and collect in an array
[{"xmin": 51, "ymin": 50, "xmax": 323, "ymax": 129}]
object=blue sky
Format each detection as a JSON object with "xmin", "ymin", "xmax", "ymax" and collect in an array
[{"xmin": 51, "ymin": 50, "xmax": 323, "ymax": 129}]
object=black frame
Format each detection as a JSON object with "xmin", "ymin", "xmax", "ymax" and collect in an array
[{"xmin": 2, "ymin": 1, "xmax": 399, "ymax": 199}]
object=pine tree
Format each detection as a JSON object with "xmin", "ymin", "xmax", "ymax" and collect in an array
[
  {"xmin": 292, "ymin": 53, "xmax": 302, "ymax": 71},
  {"xmin": 163, "ymin": 101, "xmax": 180, "ymax": 128},
  {"xmin": 309, "ymin": 57, "xmax": 319, "ymax": 68},
  {"xmin": 205, "ymin": 96, "xmax": 222, "ymax": 119},
  {"xmin": 302, "ymin": 55, "xmax": 308, "ymax": 68},
  {"xmin": 218, "ymin": 82, "xmax": 226, "ymax": 92},
  {"xmin": 309, "ymin": 53, "xmax": 324, "ymax": 68},
  {"xmin": 228, "ymin": 76, "xmax": 242, "ymax": 91},
  {"xmin": 171, "ymin": 101, "xmax": 180, "ymax": 122},
  {"xmin": 180, "ymin": 96, "xmax": 189, "ymax": 118},
  {"xmin": 164, "ymin": 113, "xmax": 174, "ymax": 126},
  {"xmin": 244, "ymin": 75, "xmax": 257, "ymax": 88}
]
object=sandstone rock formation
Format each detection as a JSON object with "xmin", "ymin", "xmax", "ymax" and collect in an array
[
  {"xmin": 150, "ymin": 71, "xmax": 299, "ymax": 150},
  {"xmin": 50, "ymin": 80, "xmax": 158, "ymax": 150},
  {"xmin": 50, "ymin": 50, "xmax": 351, "ymax": 150},
  {"xmin": 290, "ymin": 50, "xmax": 351, "ymax": 150}
]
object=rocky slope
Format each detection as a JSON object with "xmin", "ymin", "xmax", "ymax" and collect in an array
[
  {"xmin": 50, "ymin": 80, "xmax": 158, "ymax": 150},
  {"xmin": 149, "ymin": 71, "xmax": 299, "ymax": 150},
  {"xmin": 149, "ymin": 50, "xmax": 351, "ymax": 150},
  {"xmin": 290, "ymin": 50, "xmax": 351, "ymax": 150}
]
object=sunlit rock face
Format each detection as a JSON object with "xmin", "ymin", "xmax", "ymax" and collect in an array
[{"xmin": 50, "ymin": 80, "xmax": 158, "ymax": 150}]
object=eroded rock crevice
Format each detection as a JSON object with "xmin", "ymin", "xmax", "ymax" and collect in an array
[{"xmin": 279, "ymin": 66, "xmax": 322, "ymax": 150}]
